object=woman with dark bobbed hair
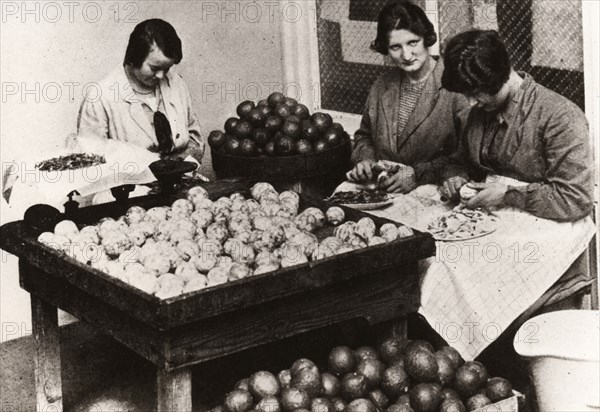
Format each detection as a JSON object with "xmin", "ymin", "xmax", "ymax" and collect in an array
[
  {"xmin": 348, "ymin": 1, "xmax": 469, "ymax": 193},
  {"xmin": 438, "ymin": 32, "xmax": 594, "ymax": 397},
  {"xmin": 78, "ymin": 19, "xmax": 204, "ymax": 162},
  {"xmin": 440, "ymin": 30, "xmax": 593, "ymax": 222}
]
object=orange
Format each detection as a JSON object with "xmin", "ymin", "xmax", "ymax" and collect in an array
[
  {"xmin": 439, "ymin": 398, "xmax": 466, "ymax": 412},
  {"xmin": 354, "ymin": 346, "xmax": 379, "ymax": 363},
  {"xmin": 453, "ymin": 366, "xmax": 480, "ymax": 399},
  {"xmin": 248, "ymin": 370, "xmax": 280, "ymax": 399},
  {"xmin": 434, "ymin": 352, "xmax": 456, "ymax": 387},
  {"xmin": 279, "ymin": 387, "xmax": 310, "ymax": 411},
  {"xmin": 311, "ymin": 397, "xmax": 333, "ymax": 412},
  {"xmin": 346, "ymin": 398, "xmax": 376, "ymax": 412},
  {"xmin": 256, "ymin": 395, "xmax": 281, "ymax": 412},
  {"xmin": 437, "ymin": 347, "xmax": 464, "ymax": 370},
  {"xmin": 465, "ymin": 394, "xmax": 491, "ymax": 410},
  {"xmin": 404, "ymin": 349, "xmax": 438, "ymax": 383},
  {"xmin": 355, "ymin": 359, "xmax": 384, "ymax": 387},
  {"xmin": 379, "ymin": 338, "xmax": 409, "ymax": 363},
  {"xmin": 340, "ymin": 373, "xmax": 369, "ymax": 401},
  {"xmin": 321, "ymin": 372, "xmax": 340, "ymax": 398},
  {"xmin": 485, "ymin": 377, "xmax": 512, "ymax": 402},
  {"xmin": 369, "ymin": 388, "xmax": 390, "ymax": 409},
  {"xmin": 328, "ymin": 346, "xmax": 356, "ymax": 376},
  {"xmin": 224, "ymin": 389, "xmax": 253, "ymax": 412},
  {"xmin": 208, "ymin": 130, "xmax": 226, "ymax": 149},
  {"xmin": 237, "ymin": 100, "xmax": 255, "ymax": 118},
  {"xmin": 267, "ymin": 92, "xmax": 285, "ymax": 108},
  {"xmin": 381, "ymin": 365, "xmax": 410, "ymax": 398},
  {"xmin": 311, "ymin": 112, "xmax": 333, "ymax": 133},
  {"xmin": 290, "ymin": 369, "xmax": 321, "ymax": 398},
  {"xmin": 408, "ymin": 383, "xmax": 442, "ymax": 412}
]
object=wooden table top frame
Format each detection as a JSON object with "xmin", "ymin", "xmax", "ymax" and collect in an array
[{"xmin": 0, "ymin": 182, "xmax": 435, "ymax": 411}]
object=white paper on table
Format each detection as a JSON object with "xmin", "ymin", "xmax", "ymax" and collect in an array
[{"xmin": 2, "ymin": 136, "xmax": 158, "ymax": 217}]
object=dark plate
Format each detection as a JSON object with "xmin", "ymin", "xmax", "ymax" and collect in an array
[{"xmin": 149, "ymin": 160, "xmax": 197, "ymax": 178}]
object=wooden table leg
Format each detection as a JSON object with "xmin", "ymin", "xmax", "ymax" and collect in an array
[
  {"xmin": 157, "ymin": 368, "xmax": 192, "ymax": 411},
  {"xmin": 31, "ymin": 295, "xmax": 63, "ymax": 411}
]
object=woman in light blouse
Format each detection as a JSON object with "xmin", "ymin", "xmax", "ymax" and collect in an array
[{"xmin": 78, "ymin": 19, "xmax": 204, "ymax": 163}]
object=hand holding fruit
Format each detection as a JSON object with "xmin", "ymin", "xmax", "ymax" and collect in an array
[
  {"xmin": 440, "ymin": 176, "xmax": 469, "ymax": 201},
  {"xmin": 464, "ymin": 182, "xmax": 508, "ymax": 211},
  {"xmin": 347, "ymin": 160, "xmax": 377, "ymax": 182},
  {"xmin": 378, "ymin": 165, "xmax": 417, "ymax": 194}
]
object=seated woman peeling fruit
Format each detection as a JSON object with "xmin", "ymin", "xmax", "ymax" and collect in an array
[
  {"xmin": 348, "ymin": 1, "xmax": 469, "ymax": 193},
  {"xmin": 439, "ymin": 30, "xmax": 593, "ymax": 222},
  {"xmin": 77, "ymin": 19, "xmax": 205, "ymax": 163}
]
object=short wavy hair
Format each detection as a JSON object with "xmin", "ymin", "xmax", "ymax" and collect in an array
[
  {"xmin": 371, "ymin": 1, "xmax": 437, "ymax": 55},
  {"xmin": 124, "ymin": 19, "xmax": 182, "ymax": 67},
  {"xmin": 441, "ymin": 30, "xmax": 511, "ymax": 95}
]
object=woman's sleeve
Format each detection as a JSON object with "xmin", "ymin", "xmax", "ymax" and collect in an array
[
  {"xmin": 178, "ymin": 76, "xmax": 205, "ymax": 163},
  {"xmin": 77, "ymin": 91, "xmax": 110, "ymax": 139},
  {"xmin": 440, "ymin": 94, "xmax": 473, "ymax": 182},
  {"xmin": 503, "ymin": 107, "xmax": 594, "ymax": 221},
  {"xmin": 351, "ymin": 82, "xmax": 378, "ymax": 164},
  {"xmin": 415, "ymin": 93, "xmax": 472, "ymax": 184},
  {"xmin": 413, "ymin": 157, "xmax": 451, "ymax": 185}
]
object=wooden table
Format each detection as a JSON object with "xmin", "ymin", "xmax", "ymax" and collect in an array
[{"xmin": 0, "ymin": 182, "xmax": 435, "ymax": 411}]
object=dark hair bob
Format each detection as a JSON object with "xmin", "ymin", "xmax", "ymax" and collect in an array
[
  {"xmin": 371, "ymin": 1, "xmax": 437, "ymax": 55},
  {"xmin": 124, "ymin": 19, "xmax": 182, "ymax": 67},
  {"xmin": 441, "ymin": 30, "xmax": 511, "ymax": 95}
]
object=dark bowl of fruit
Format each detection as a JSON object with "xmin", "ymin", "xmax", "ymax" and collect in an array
[{"xmin": 210, "ymin": 94, "xmax": 352, "ymax": 182}]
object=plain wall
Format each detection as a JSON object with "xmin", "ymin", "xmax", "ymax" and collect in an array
[{"xmin": 0, "ymin": 0, "xmax": 285, "ymax": 341}]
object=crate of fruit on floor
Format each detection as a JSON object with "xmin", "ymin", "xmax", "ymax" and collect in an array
[
  {"xmin": 214, "ymin": 338, "xmax": 524, "ymax": 412},
  {"xmin": 209, "ymin": 92, "xmax": 351, "ymax": 182}
]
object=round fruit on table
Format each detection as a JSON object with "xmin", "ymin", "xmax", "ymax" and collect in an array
[
  {"xmin": 282, "ymin": 119, "xmax": 302, "ymax": 140},
  {"xmin": 265, "ymin": 115, "xmax": 283, "ymax": 133},
  {"xmin": 257, "ymin": 104, "xmax": 273, "ymax": 118},
  {"xmin": 312, "ymin": 112, "xmax": 333, "ymax": 133},
  {"xmin": 208, "ymin": 130, "xmax": 227, "ymax": 149},
  {"xmin": 293, "ymin": 103, "xmax": 310, "ymax": 120},
  {"xmin": 237, "ymin": 100, "xmax": 255, "ymax": 118},
  {"xmin": 323, "ymin": 129, "xmax": 342, "ymax": 148},
  {"xmin": 295, "ymin": 139, "xmax": 312, "ymax": 155},
  {"xmin": 267, "ymin": 92, "xmax": 285, "ymax": 108},
  {"xmin": 252, "ymin": 128, "xmax": 271, "ymax": 147},
  {"xmin": 225, "ymin": 136, "xmax": 242, "ymax": 156},
  {"xmin": 211, "ymin": 138, "xmax": 351, "ymax": 182},
  {"xmin": 274, "ymin": 104, "xmax": 292, "ymax": 119},
  {"xmin": 224, "ymin": 117, "xmax": 239, "ymax": 134},
  {"xmin": 248, "ymin": 108, "xmax": 266, "ymax": 127},
  {"xmin": 302, "ymin": 120, "xmax": 319, "ymax": 142},
  {"xmin": 275, "ymin": 135, "xmax": 295, "ymax": 156},
  {"xmin": 234, "ymin": 120, "xmax": 253, "ymax": 140}
]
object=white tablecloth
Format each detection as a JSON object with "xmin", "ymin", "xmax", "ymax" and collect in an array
[{"xmin": 337, "ymin": 183, "xmax": 596, "ymax": 359}]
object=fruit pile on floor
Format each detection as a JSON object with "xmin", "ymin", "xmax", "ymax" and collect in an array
[
  {"xmin": 214, "ymin": 338, "xmax": 515, "ymax": 412},
  {"xmin": 208, "ymin": 93, "xmax": 350, "ymax": 157}
]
